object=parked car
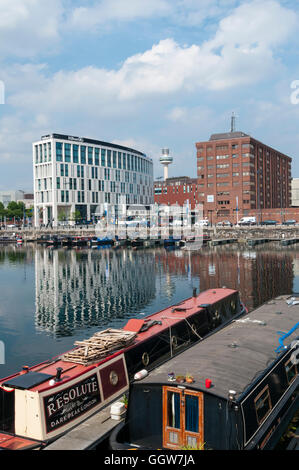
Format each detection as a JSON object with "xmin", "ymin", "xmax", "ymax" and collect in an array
[
  {"xmin": 282, "ymin": 220, "xmax": 296, "ymax": 225},
  {"xmin": 238, "ymin": 217, "xmax": 256, "ymax": 226},
  {"xmin": 260, "ymin": 220, "xmax": 278, "ymax": 225},
  {"xmin": 217, "ymin": 220, "xmax": 233, "ymax": 227},
  {"xmin": 194, "ymin": 219, "xmax": 209, "ymax": 227}
]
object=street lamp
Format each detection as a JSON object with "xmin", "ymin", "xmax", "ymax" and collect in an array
[{"xmin": 257, "ymin": 169, "xmax": 262, "ymax": 225}]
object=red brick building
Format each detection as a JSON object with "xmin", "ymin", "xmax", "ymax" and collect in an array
[
  {"xmin": 196, "ymin": 131, "xmax": 292, "ymax": 223},
  {"xmin": 154, "ymin": 176, "xmax": 199, "ymax": 209}
]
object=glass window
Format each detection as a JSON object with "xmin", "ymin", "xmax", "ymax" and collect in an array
[
  {"xmin": 56, "ymin": 177, "xmax": 60, "ymax": 189},
  {"xmin": 254, "ymin": 386, "xmax": 272, "ymax": 425},
  {"xmin": 95, "ymin": 148, "xmax": 99, "ymax": 166},
  {"xmin": 56, "ymin": 142, "xmax": 63, "ymax": 162},
  {"xmin": 43, "ymin": 144, "xmax": 48, "ymax": 162},
  {"xmin": 65, "ymin": 143, "xmax": 71, "ymax": 162},
  {"xmin": 35, "ymin": 145, "xmax": 39, "ymax": 164},
  {"xmin": 185, "ymin": 395, "xmax": 199, "ymax": 433},
  {"xmin": 88, "ymin": 147, "xmax": 93, "ymax": 165},
  {"xmin": 118, "ymin": 152, "xmax": 122, "ymax": 169},
  {"xmin": 48, "ymin": 143, "xmax": 52, "ymax": 162},
  {"xmin": 113, "ymin": 151, "xmax": 117, "ymax": 168},
  {"xmin": 73, "ymin": 145, "xmax": 79, "ymax": 163},
  {"xmin": 60, "ymin": 164, "xmax": 64, "ymax": 176},
  {"xmin": 122, "ymin": 153, "xmax": 126, "ymax": 169},
  {"xmin": 167, "ymin": 391, "xmax": 180, "ymax": 429},
  {"xmin": 101, "ymin": 149, "xmax": 106, "ymax": 166},
  {"xmin": 107, "ymin": 150, "xmax": 111, "ymax": 167},
  {"xmin": 80, "ymin": 146, "xmax": 86, "ymax": 164}
]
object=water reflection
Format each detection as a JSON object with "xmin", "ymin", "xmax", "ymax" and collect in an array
[
  {"xmin": 154, "ymin": 245, "xmax": 295, "ymax": 311},
  {"xmin": 34, "ymin": 248, "xmax": 156, "ymax": 336},
  {"xmin": 0, "ymin": 244, "xmax": 297, "ymax": 375}
]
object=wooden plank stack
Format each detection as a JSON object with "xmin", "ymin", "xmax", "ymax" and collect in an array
[{"xmin": 62, "ymin": 328, "xmax": 137, "ymax": 365}]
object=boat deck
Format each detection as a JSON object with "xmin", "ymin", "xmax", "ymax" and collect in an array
[
  {"xmin": 0, "ymin": 288, "xmax": 238, "ymax": 394},
  {"xmin": 137, "ymin": 294, "xmax": 299, "ymax": 400}
]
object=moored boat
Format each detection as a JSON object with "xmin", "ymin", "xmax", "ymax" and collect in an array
[
  {"xmin": 0, "ymin": 287, "xmax": 246, "ymax": 450},
  {"xmin": 110, "ymin": 294, "xmax": 299, "ymax": 451}
]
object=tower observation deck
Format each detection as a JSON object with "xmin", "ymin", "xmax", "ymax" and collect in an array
[{"xmin": 159, "ymin": 148, "xmax": 173, "ymax": 181}]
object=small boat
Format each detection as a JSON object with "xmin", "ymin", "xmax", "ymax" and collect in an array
[
  {"xmin": 16, "ymin": 237, "xmax": 23, "ymax": 246},
  {"xmin": 164, "ymin": 236, "xmax": 181, "ymax": 247},
  {"xmin": 71, "ymin": 236, "xmax": 88, "ymax": 247},
  {"xmin": 89, "ymin": 237, "xmax": 114, "ymax": 247},
  {"xmin": 0, "ymin": 288, "xmax": 246, "ymax": 450},
  {"xmin": 46, "ymin": 236, "xmax": 61, "ymax": 247},
  {"xmin": 110, "ymin": 294, "xmax": 299, "ymax": 451}
]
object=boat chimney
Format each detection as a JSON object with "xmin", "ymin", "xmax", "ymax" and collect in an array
[
  {"xmin": 55, "ymin": 367, "xmax": 63, "ymax": 382},
  {"xmin": 193, "ymin": 288, "xmax": 197, "ymax": 298}
]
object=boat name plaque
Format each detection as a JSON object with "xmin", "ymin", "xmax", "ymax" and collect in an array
[{"xmin": 43, "ymin": 373, "xmax": 101, "ymax": 433}]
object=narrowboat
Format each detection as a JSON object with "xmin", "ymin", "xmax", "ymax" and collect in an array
[
  {"xmin": 110, "ymin": 294, "xmax": 299, "ymax": 451},
  {"xmin": 46, "ymin": 236, "xmax": 61, "ymax": 247},
  {"xmin": 164, "ymin": 236, "xmax": 181, "ymax": 247},
  {"xmin": 0, "ymin": 288, "xmax": 246, "ymax": 450},
  {"xmin": 89, "ymin": 237, "xmax": 114, "ymax": 247}
]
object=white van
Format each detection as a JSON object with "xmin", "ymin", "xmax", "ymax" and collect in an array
[{"xmin": 238, "ymin": 217, "xmax": 256, "ymax": 226}]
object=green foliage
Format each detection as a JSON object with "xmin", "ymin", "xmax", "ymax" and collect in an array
[{"xmin": 0, "ymin": 201, "xmax": 30, "ymax": 220}]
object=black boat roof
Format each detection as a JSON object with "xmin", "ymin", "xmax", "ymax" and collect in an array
[{"xmin": 136, "ymin": 295, "xmax": 299, "ymax": 401}]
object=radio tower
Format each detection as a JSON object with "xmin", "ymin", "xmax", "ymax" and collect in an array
[{"xmin": 160, "ymin": 148, "xmax": 173, "ymax": 181}]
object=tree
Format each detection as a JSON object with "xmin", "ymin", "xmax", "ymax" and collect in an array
[{"xmin": 70, "ymin": 210, "xmax": 82, "ymax": 222}]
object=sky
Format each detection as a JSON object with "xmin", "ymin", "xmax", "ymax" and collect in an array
[{"xmin": 1, "ymin": 0, "xmax": 299, "ymax": 191}]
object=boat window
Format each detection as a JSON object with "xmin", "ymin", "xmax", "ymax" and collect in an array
[
  {"xmin": 167, "ymin": 391, "xmax": 180, "ymax": 429},
  {"xmin": 285, "ymin": 358, "xmax": 298, "ymax": 385},
  {"xmin": 185, "ymin": 395, "xmax": 199, "ymax": 433},
  {"xmin": 254, "ymin": 386, "xmax": 272, "ymax": 425}
]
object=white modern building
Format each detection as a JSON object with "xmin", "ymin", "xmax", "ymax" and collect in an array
[{"xmin": 33, "ymin": 133, "xmax": 154, "ymax": 226}]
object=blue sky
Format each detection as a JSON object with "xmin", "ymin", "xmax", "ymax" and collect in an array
[{"xmin": 1, "ymin": 0, "xmax": 299, "ymax": 191}]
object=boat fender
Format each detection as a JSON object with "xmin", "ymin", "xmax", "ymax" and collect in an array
[{"xmin": 134, "ymin": 369, "xmax": 148, "ymax": 381}]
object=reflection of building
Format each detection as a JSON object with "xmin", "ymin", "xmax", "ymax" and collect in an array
[
  {"xmin": 155, "ymin": 248, "xmax": 294, "ymax": 311},
  {"xmin": 33, "ymin": 133, "xmax": 154, "ymax": 226},
  {"xmin": 35, "ymin": 248, "xmax": 156, "ymax": 336}
]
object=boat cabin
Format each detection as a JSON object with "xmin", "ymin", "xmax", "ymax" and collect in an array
[{"xmin": 110, "ymin": 295, "xmax": 299, "ymax": 450}]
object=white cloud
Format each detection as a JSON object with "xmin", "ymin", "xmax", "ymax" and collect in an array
[
  {"xmin": 9, "ymin": 0, "xmax": 298, "ymax": 115},
  {"xmin": 0, "ymin": 0, "xmax": 64, "ymax": 58},
  {"xmin": 68, "ymin": 0, "xmax": 171, "ymax": 30}
]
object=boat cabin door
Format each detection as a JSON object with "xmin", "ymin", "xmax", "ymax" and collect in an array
[{"xmin": 162, "ymin": 386, "xmax": 204, "ymax": 450}]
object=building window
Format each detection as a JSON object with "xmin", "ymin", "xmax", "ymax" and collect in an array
[
  {"xmin": 73, "ymin": 145, "xmax": 79, "ymax": 163},
  {"xmin": 88, "ymin": 147, "xmax": 93, "ymax": 165},
  {"xmin": 107, "ymin": 150, "xmax": 111, "ymax": 168},
  {"xmin": 254, "ymin": 386, "xmax": 272, "ymax": 425},
  {"xmin": 101, "ymin": 149, "xmax": 106, "ymax": 166},
  {"xmin": 56, "ymin": 142, "xmax": 63, "ymax": 162},
  {"xmin": 95, "ymin": 148, "xmax": 99, "ymax": 166},
  {"xmin": 80, "ymin": 146, "xmax": 86, "ymax": 164},
  {"xmin": 118, "ymin": 152, "xmax": 122, "ymax": 169},
  {"xmin": 65, "ymin": 144, "xmax": 71, "ymax": 162}
]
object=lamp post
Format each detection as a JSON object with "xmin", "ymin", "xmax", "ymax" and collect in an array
[{"xmin": 257, "ymin": 169, "xmax": 262, "ymax": 225}]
